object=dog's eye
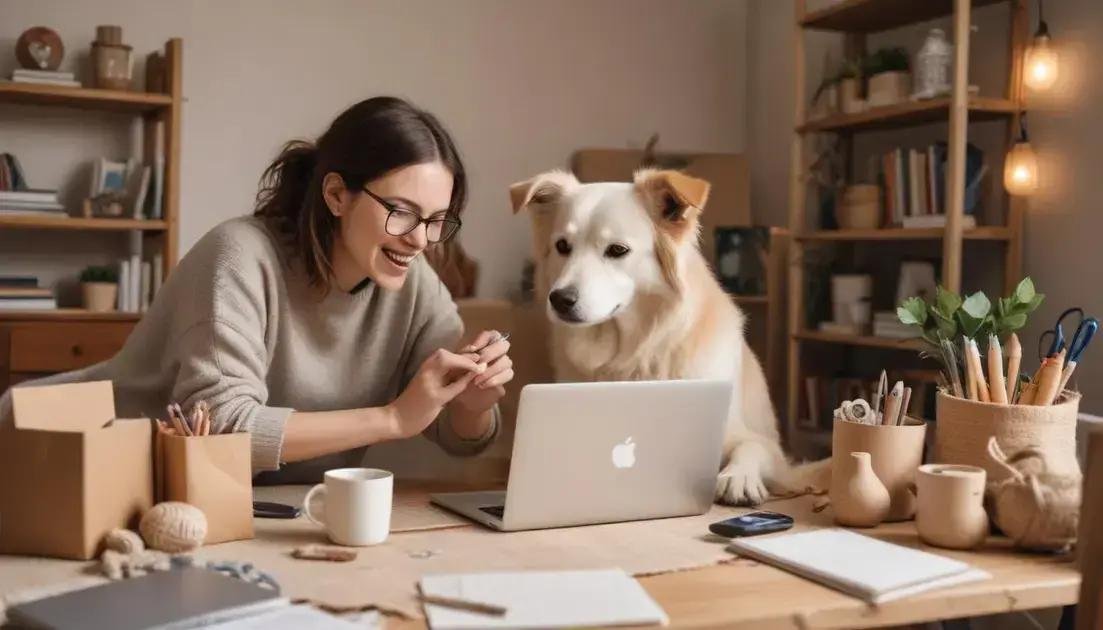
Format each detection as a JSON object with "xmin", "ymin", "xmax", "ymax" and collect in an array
[
  {"xmin": 555, "ymin": 238, "xmax": 572, "ymax": 256},
  {"xmin": 604, "ymin": 243, "xmax": 630, "ymax": 259}
]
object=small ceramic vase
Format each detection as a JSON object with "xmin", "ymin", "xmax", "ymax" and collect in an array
[
  {"xmin": 831, "ymin": 451, "xmax": 890, "ymax": 528},
  {"xmin": 914, "ymin": 464, "xmax": 988, "ymax": 550}
]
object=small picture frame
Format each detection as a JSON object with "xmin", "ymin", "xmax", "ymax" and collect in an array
[
  {"xmin": 714, "ymin": 226, "xmax": 770, "ymax": 296},
  {"xmin": 90, "ymin": 157, "xmax": 128, "ymax": 197}
]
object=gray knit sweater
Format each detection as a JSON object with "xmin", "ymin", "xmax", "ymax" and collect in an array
[{"xmin": 0, "ymin": 217, "xmax": 497, "ymax": 483}]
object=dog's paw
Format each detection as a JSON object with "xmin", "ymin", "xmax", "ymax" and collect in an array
[{"xmin": 715, "ymin": 462, "xmax": 769, "ymax": 506}]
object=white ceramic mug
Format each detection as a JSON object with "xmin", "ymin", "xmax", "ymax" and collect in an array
[{"xmin": 303, "ymin": 468, "xmax": 393, "ymax": 546}]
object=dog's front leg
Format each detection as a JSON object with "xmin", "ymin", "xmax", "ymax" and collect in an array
[{"xmin": 715, "ymin": 435, "xmax": 788, "ymax": 506}]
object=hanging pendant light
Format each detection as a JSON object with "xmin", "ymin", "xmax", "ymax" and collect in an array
[
  {"xmin": 1004, "ymin": 117, "xmax": 1039, "ymax": 196},
  {"xmin": 1023, "ymin": 0, "xmax": 1058, "ymax": 92}
]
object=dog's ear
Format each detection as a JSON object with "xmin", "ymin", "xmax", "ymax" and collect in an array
[
  {"xmin": 634, "ymin": 169, "xmax": 710, "ymax": 223},
  {"xmin": 509, "ymin": 170, "xmax": 579, "ymax": 214}
]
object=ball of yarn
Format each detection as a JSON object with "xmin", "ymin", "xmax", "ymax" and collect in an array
[
  {"xmin": 103, "ymin": 528, "xmax": 145, "ymax": 554},
  {"xmin": 139, "ymin": 502, "xmax": 207, "ymax": 552}
]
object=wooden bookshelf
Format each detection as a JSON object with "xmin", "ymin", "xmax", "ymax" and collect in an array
[
  {"xmin": 794, "ymin": 330, "xmax": 924, "ymax": 351},
  {"xmin": 1, "ymin": 38, "xmax": 183, "ymax": 390},
  {"xmin": 785, "ymin": 1, "xmax": 1028, "ymax": 458},
  {"xmin": 801, "ymin": 0, "xmax": 1007, "ymax": 33},
  {"xmin": 797, "ymin": 97, "xmax": 1017, "ymax": 134},
  {"xmin": 0, "ymin": 215, "xmax": 168, "ymax": 231},
  {"xmin": 0, "ymin": 309, "xmax": 142, "ymax": 323},
  {"xmin": 796, "ymin": 226, "xmax": 1012, "ymax": 241},
  {"xmin": 0, "ymin": 81, "xmax": 173, "ymax": 113}
]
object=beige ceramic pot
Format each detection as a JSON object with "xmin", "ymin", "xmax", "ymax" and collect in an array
[
  {"xmin": 914, "ymin": 464, "xmax": 988, "ymax": 550},
  {"xmin": 832, "ymin": 417, "xmax": 927, "ymax": 521},
  {"xmin": 81, "ymin": 282, "xmax": 117, "ymax": 312}
]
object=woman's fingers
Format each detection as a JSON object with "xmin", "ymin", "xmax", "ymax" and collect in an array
[
  {"xmin": 478, "ymin": 368, "xmax": 514, "ymax": 390},
  {"xmin": 433, "ymin": 349, "xmax": 485, "ymax": 375},
  {"xmin": 475, "ymin": 337, "xmax": 511, "ymax": 365},
  {"xmin": 474, "ymin": 354, "xmax": 513, "ymax": 387},
  {"xmin": 442, "ymin": 370, "xmax": 478, "ymax": 399},
  {"xmin": 459, "ymin": 330, "xmax": 499, "ymax": 354}
]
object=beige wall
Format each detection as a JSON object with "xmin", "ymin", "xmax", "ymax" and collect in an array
[
  {"xmin": 746, "ymin": 0, "xmax": 1103, "ymax": 415},
  {"xmin": 1, "ymin": 0, "xmax": 748, "ymax": 300}
]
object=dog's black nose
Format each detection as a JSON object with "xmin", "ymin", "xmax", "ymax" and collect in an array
[{"xmin": 549, "ymin": 287, "xmax": 579, "ymax": 314}]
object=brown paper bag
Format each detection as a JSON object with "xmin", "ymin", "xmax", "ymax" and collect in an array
[{"xmin": 159, "ymin": 432, "xmax": 253, "ymax": 544}]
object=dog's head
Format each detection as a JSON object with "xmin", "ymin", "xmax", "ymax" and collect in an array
[{"xmin": 510, "ymin": 168, "xmax": 710, "ymax": 326}]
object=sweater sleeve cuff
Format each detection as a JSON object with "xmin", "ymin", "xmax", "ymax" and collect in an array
[
  {"xmin": 434, "ymin": 405, "xmax": 500, "ymax": 457},
  {"xmin": 248, "ymin": 405, "xmax": 294, "ymax": 472}
]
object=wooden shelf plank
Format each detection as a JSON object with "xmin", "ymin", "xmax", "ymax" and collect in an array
[
  {"xmin": 0, "ymin": 309, "xmax": 140, "ymax": 322},
  {"xmin": 798, "ymin": 97, "xmax": 1018, "ymax": 134},
  {"xmin": 0, "ymin": 81, "xmax": 172, "ymax": 113},
  {"xmin": 796, "ymin": 227, "xmax": 1011, "ymax": 241},
  {"xmin": 800, "ymin": 0, "xmax": 1007, "ymax": 33},
  {"xmin": 0, "ymin": 215, "xmax": 168, "ymax": 231},
  {"xmin": 794, "ymin": 330, "xmax": 924, "ymax": 351}
]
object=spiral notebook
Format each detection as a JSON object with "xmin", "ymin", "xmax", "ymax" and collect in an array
[{"xmin": 727, "ymin": 528, "xmax": 990, "ymax": 604}]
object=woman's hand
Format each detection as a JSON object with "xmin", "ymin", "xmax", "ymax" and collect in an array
[
  {"xmin": 388, "ymin": 349, "xmax": 485, "ymax": 439},
  {"xmin": 452, "ymin": 330, "xmax": 513, "ymax": 415}
]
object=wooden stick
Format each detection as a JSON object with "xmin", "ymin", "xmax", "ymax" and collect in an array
[
  {"xmin": 899, "ymin": 387, "xmax": 913, "ymax": 425},
  {"xmin": 963, "ymin": 337, "xmax": 978, "ymax": 401},
  {"xmin": 417, "ymin": 593, "xmax": 507, "ymax": 617},
  {"xmin": 883, "ymin": 381, "xmax": 904, "ymax": 426},
  {"xmin": 1034, "ymin": 355, "xmax": 1064, "ymax": 406},
  {"xmin": 970, "ymin": 339, "xmax": 991, "ymax": 403},
  {"xmin": 1005, "ymin": 333, "xmax": 1022, "ymax": 403},
  {"xmin": 988, "ymin": 334, "xmax": 1008, "ymax": 404}
]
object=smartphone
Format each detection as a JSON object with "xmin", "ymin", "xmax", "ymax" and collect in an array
[
  {"xmin": 253, "ymin": 501, "xmax": 301, "ymax": 519},
  {"xmin": 708, "ymin": 511, "xmax": 794, "ymax": 537}
]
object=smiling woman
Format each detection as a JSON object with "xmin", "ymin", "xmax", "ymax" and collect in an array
[{"xmin": 0, "ymin": 97, "xmax": 514, "ymax": 484}]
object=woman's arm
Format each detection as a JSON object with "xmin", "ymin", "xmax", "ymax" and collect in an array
[{"xmin": 280, "ymin": 406, "xmax": 399, "ymax": 463}]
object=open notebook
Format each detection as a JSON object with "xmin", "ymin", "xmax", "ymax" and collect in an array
[{"xmin": 727, "ymin": 528, "xmax": 990, "ymax": 604}]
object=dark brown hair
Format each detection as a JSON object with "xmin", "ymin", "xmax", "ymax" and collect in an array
[{"xmin": 254, "ymin": 96, "xmax": 467, "ymax": 291}]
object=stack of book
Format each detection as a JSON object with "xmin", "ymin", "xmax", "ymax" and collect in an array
[
  {"xmin": 873, "ymin": 311, "xmax": 920, "ymax": 339},
  {"xmin": 0, "ymin": 276, "xmax": 57, "ymax": 311},
  {"xmin": 117, "ymin": 254, "xmax": 164, "ymax": 313},
  {"xmin": 10, "ymin": 68, "xmax": 80, "ymax": 88},
  {"xmin": 0, "ymin": 152, "xmax": 64, "ymax": 216},
  {"xmin": 875, "ymin": 142, "xmax": 985, "ymax": 229}
]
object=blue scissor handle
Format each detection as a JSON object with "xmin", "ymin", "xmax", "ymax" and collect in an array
[
  {"xmin": 1041, "ymin": 307, "xmax": 1085, "ymax": 360},
  {"xmin": 1067, "ymin": 317, "xmax": 1099, "ymax": 363}
]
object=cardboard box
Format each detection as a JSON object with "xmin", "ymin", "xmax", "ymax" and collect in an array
[
  {"xmin": 571, "ymin": 148, "xmax": 751, "ymax": 264},
  {"xmin": 158, "ymin": 432, "xmax": 254, "ymax": 544},
  {"xmin": 0, "ymin": 381, "xmax": 152, "ymax": 560}
]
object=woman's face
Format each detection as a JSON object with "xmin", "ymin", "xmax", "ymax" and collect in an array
[{"xmin": 325, "ymin": 161, "xmax": 454, "ymax": 292}]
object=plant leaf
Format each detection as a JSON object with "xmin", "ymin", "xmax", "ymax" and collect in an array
[
  {"xmin": 1002, "ymin": 312, "xmax": 1028, "ymax": 331},
  {"xmin": 934, "ymin": 286, "xmax": 962, "ymax": 319},
  {"xmin": 1014, "ymin": 278, "xmax": 1036, "ymax": 304},
  {"xmin": 936, "ymin": 313, "xmax": 959, "ymax": 339},
  {"xmin": 961, "ymin": 292, "xmax": 992, "ymax": 319},
  {"xmin": 897, "ymin": 298, "xmax": 928, "ymax": 326}
]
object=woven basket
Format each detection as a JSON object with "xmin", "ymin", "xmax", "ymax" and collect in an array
[{"xmin": 935, "ymin": 391, "xmax": 1081, "ymax": 479}]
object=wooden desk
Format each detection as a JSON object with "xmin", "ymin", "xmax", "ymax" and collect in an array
[{"xmin": 0, "ymin": 489, "xmax": 1079, "ymax": 629}]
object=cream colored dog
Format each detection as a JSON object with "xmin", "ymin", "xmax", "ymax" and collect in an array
[{"xmin": 511, "ymin": 168, "xmax": 818, "ymax": 505}]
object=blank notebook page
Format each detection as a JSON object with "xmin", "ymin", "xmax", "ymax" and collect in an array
[{"xmin": 727, "ymin": 528, "xmax": 989, "ymax": 603}]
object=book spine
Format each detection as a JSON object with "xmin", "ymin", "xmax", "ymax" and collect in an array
[
  {"xmin": 129, "ymin": 255, "xmax": 141, "ymax": 313},
  {"xmin": 140, "ymin": 262, "xmax": 152, "ymax": 312},
  {"xmin": 117, "ymin": 260, "xmax": 129, "ymax": 312}
]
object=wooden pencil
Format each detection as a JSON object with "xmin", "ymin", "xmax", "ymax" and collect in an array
[
  {"xmin": 1005, "ymin": 333, "xmax": 1021, "ymax": 403},
  {"xmin": 898, "ymin": 387, "xmax": 912, "ymax": 425},
  {"xmin": 883, "ymin": 381, "xmax": 903, "ymax": 426},
  {"xmin": 988, "ymin": 334, "xmax": 1008, "ymax": 404},
  {"xmin": 968, "ymin": 339, "xmax": 991, "ymax": 403},
  {"xmin": 417, "ymin": 593, "xmax": 507, "ymax": 617},
  {"xmin": 1034, "ymin": 354, "xmax": 1065, "ymax": 406},
  {"xmin": 963, "ymin": 337, "xmax": 978, "ymax": 401}
]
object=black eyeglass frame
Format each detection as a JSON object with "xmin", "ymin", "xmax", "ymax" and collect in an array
[{"xmin": 361, "ymin": 187, "xmax": 462, "ymax": 243}]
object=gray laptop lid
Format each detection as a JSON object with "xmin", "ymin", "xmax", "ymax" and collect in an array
[{"xmin": 502, "ymin": 380, "xmax": 731, "ymax": 530}]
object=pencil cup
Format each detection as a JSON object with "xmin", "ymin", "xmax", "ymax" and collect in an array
[
  {"xmin": 832, "ymin": 417, "xmax": 927, "ymax": 521},
  {"xmin": 934, "ymin": 391, "xmax": 1080, "ymax": 479},
  {"xmin": 912, "ymin": 464, "xmax": 988, "ymax": 550},
  {"xmin": 158, "ymin": 432, "xmax": 254, "ymax": 544}
]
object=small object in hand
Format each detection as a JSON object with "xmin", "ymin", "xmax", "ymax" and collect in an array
[
  {"xmin": 139, "ymin": 501, "xmax": 207, "ymax": 553},
  {"xmin": 708, "ymin": 511, "xmax": 794, "ymax": 537},
  {"xmin": 253, "ymin": 500, "xmax": 301, "ymax": 519},
  {"xmin": 103, "ymin": 528, "xmax": 144, "ymax": 554},
  {"xmin": 292, "ymin": 544, "xmax": 358, "ymax": 562},
  {"xmin": 417, "ymin": 592, "xmax": 507, "ymax": 617},
  {"xmin": 468, "ymin": 332, "xmax": 511, "ymax": 359}
]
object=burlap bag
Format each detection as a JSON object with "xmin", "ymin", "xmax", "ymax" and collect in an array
[{"xmin": 935, "ymin": 391, "xmax": 1081, "ymax": 479}]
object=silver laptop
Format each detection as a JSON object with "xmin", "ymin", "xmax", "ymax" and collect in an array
[{"xmin": 431, "ymin": 380, "xmax": 732, "ymax": 531}]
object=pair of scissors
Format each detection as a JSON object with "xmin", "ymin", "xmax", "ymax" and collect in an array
[{"xmin": 1038, "ymin": 307, "xmax": 1099, "ymax": 366}]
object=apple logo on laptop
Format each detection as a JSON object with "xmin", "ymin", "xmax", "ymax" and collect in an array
[{"xmin": 611, "ymin": 437, "xmax": 636, "ymax": 469}]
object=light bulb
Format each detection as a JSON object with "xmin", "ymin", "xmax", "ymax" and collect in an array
[
  {"xmin": 1004, "ymin": 141, "xmax": 1039, "ymax": 196},
  {"xmin": 1024, "ymin": 33, "xmax": 1058, "ymax": 92}
]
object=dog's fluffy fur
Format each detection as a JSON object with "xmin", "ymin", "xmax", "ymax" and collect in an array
[{"xmin": 511, "ymin": 169, "xmax": 823, "ymax": 505}]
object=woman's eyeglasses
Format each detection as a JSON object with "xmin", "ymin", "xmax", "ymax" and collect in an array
[{"xmin": 362, "ymin": 188, "xmax": 461, "ymax": 243}]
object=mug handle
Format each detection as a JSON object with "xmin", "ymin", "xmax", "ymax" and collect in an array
[{"xmin": 303, "ymin": 483, "xmax": 327, "ymax": 526}]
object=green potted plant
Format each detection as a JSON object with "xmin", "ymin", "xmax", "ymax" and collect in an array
[
  {"xmin": 863, "ymin": 47, "xmax": 912, "ymax": 107},
  {"xmin": 79, "ymin": 265, "xmax": 119, "ymax": 312}
]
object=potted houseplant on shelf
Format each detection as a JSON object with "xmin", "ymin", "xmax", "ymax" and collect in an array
[
  {"xmin": 80, "ymin": 265, "xmax": 119, "ymax": 312},
  {"xmin": 835, "ymin": 59, "xmax": 864, "ymax": 114},
  {"xmin": 863, "ymin": 47, "xmax": 912, "ymax": 108}
]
